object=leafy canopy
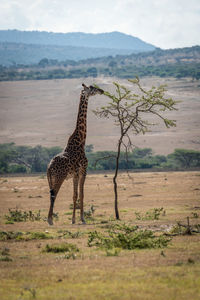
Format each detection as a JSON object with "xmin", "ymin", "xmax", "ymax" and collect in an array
[{"xmin": 94, "ymin": 77, "xmax": 178, "ymax": 142}]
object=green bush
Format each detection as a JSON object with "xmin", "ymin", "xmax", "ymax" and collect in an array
[
  {"xmin": 5, "ymin": 209, "xmax": 41, "ymax": 223},
  {"xmin": 88, "ymin": 223, "xmax": 170, "ymax": 250},
  {"xmin": 0, "ymin": 231, "xmax": 53, "ymax": 241},
  {"xmin": 135, "ymin": 208, "xmax": 165, "ymax": 220},
  {"xmin": 43, "ymin": 243, "xmax": 79, "ymax": 253}
]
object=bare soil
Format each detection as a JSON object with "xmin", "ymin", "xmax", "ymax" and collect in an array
[
  {"xmin": 0, "ymin": 77, "xmax": 200, "ymax": 154},
  {"xmin": 0, "ymin": 171, "xmax": 200, "ymax": 299}
]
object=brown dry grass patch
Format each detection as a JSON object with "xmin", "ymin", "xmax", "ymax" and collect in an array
[{"xmin": 0, "ymin": 171, "xmax": 200, "ymax": 299}]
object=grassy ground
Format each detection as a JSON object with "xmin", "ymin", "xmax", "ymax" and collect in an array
[{"xmin": 0, "ymin": 171, "xmax": 200, "ymax": 299}]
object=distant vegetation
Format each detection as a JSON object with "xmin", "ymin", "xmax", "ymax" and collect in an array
[
  {"xmin": 0, "ymin": 143, "xmax": 199, "ymax": 174},
  {"xmin": 0, "ymin": 30, "xmax": 199, "ymax": 81},
  {"xmin": 0, "ymin": 46, "xmax": 200, "ymax": 81}
]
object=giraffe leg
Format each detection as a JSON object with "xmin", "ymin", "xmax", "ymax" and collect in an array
[
  {"xmin": 79, "ymin": 174, "xmax": 86, "ymax": 224},
  {"xmin": 48, "ymin": 189, "xmax": 56, "ymax": 225},
  {"xmin": 72, "ymin": 173, "xmax": 79, "ymax": 224},
  {"xmin": 47, "ymin": 174, "xmax": 64, "ymax": 225}
]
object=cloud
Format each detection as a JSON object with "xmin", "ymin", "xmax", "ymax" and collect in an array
[{"xmin": 0, "ymin": 0, "xmax": 199, "ymax": 48}]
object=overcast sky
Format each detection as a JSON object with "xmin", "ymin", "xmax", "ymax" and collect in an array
[{"xmin": 0, "ymin": 0, "xmax": 199, "ymax": 49}]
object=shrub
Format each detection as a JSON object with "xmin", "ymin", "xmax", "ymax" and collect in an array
[
  {"xmin": 0, "ymin": 231, "xmax": 52, "ymax": 241},
  {"xmin": 0, "ymin": 231, "xmax": 23, "ymax": 241},
  {"xmin": 88, "ymin": 223, "xmax": 170, "ymax": 250},
  {"xmin": 5, "ymin": 209, "xmax": 41, "ymax": 223},
  {"xmin": 135, "ymin": 208, "xmax": 165, "ymax": 220},
  {"xmin": 57, "ymin": 230, "xmax": 84, "ymax": 239},
  {"xmin": 43, "ymin": 243, "xmax": 79, "ymax": 253}
]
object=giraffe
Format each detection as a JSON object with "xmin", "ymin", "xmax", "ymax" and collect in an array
[{"xmin": 47, "ymin": 83, "xmax": 104, "ymax": 225}]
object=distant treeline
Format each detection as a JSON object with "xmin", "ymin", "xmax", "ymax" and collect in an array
[
  {"xmin": 0, "ymin": 143, "xmax": 199, "ymax": 174},
  {"xmin": 0, "ymin": 45, "xmax": 200, "ymax": 81},
  {"xmin": 0, "ymin": 62, "xmax": 200, "ymax": 81}
]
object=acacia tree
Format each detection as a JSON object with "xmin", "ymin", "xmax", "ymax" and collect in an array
[
  {"xmin": 94, "ymin": 77, "xmax": 178, "ymax": 219},
  {"xmin": 169, "ymin": 149, "xmax": 200, "ymax": 168}
]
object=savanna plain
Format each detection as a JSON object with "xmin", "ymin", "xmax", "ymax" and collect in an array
[
  {"xmin": 0, "ymin": 171, "xmax": 200, "ymax": 300},
  {"xmin": 0, "ymin": 76, "xmax": 200, "ymax": 299}
]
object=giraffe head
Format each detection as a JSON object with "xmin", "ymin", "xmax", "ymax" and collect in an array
[{"xmin": 82, "ymin": 83, "xmax": 104, "ymax": 96}]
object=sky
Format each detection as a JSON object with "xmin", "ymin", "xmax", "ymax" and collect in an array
[{"xmin": 0, "ymin": 0, "xmax": 200, "ymax": 49}]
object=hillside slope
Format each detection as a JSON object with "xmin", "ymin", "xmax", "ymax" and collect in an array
[
  {"xmin": 0, "ymin": 30, "xmax": 155, "ymax": 50},
  {"xmin": 0, "ymin": 30, "xmax": 155, "ymax": 66},
  {"xmin": 0, "ymin": 42, "xmax": 135, "ymax": 66},
  {"xmin": 0, "ymin": 77, "xmax": 199, "ymax": 155}
]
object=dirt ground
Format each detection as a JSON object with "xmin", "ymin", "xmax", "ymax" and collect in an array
[
  {"xmin": 0, "ymin": 171, "xmax": 200, "ymax": 299},
  {"xmin": 0, "ymin": 77, "xmax": 200, "ymax": 154}
]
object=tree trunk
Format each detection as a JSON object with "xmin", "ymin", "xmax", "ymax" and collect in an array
[{"xmin": 113, "ymin": 139, "xmax": 122, "ymax": 220}]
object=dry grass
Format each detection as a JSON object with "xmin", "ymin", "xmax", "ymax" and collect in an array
[{"xmin": 0, "ymin": 171, "xmax": 200, "ymax": 299}]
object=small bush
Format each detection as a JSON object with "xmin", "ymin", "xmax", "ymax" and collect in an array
[
  {"xmin": 106, "ymin": 248, "xmax": 121, "ymax": 256},
  {"xmin": 0, "ymin": 247, "xmax": 10, "ymax": 256},
  {"xmin": 88, "ymin": 223, "xmax": 170, "ymax": 250},
  {"xmin": 0, "ymin": 256, "xmax": 12, "ymax": 262},
  {"xmin": 63, "ymin": 253, "xmax": 77, "ymax": 260},
  {"xmin": 0, "ymin": 231, "xmax": 52, "ymax": 241},
  {"xmin": 57, "ymin": 230, "xmax": 84, "ymax": 239},
  {"xmin": 64, "ymin": 211, "xmax": 73, "ymax": 216},
  {"xmin": 5, "ymin": 209, "xmax": 41, "ymax": 223},
  {"xmin": 0, "ymin": 231, "xmax": 23, "ymax": 241},
  {"xmin": 0, "ymin": 247, "xmax": 12, "ymax": 262},
  {"xmin": 27, "ymin": 232, "xmax": 52, "ymax": 240},
  {"xmin": 84, "ymin": 205, "xmax": 95, "ymax": 219},
  {"xmin": 43, "ymin": 242, "xmax": 79, "ymax": 253},
  {"xmin": 135, "ymin": 208, "xmax": 165, "ymax": 220},
  {"xmin": 191, "ymin": 212, "xmax": 199, "ymax": 219}
]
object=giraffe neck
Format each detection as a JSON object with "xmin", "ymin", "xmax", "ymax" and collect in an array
[{"xmin": 65, "ymin": 90, "xmax": 89, "ymax": 151}]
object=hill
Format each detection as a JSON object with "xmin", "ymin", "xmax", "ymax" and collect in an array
[
  {"xmin": 0, "ymin": 30, "xmax": 155, "ymax": 66},
  {"xmin": 0, "ymin": 42, "xmax": 136, "ymax": 66},
  {"xmin": 0, "ymin": 30, "xmax": 155, "ymax": 50}
]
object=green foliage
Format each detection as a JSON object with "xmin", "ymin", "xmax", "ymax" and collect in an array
[
  {"xmin": 0, "ymin": 231, "xmax": 52, "ymax": 241},
  {"xmin": 0, "ymin": 143, "xmax": 199, "ymax": 174},
  {"xmin": 5, "ymin": 209, "xmax": 41, "ymax": 223},
  {"xmin": 0, "ymin": 231, "xmax": 23, "ymax": 241},
  {"xmin": 168, "ymin": 149, "xmax": 200, "ymax": 168},
  {"xmin": 135, "ymin": 208, "xmax": 165, "ymax": 220},
  {"xmin": 105, "ymin": 248, "xmax": 121, "ymax": 256},
  {"xmin": 0, "ymin": 256, "xmax": 12, "ymax": 262},
  {"xmin": 27, "ymin": 232, "xmax": 52, "ymax": 240},
  {"xmin": 1, "ymin": 44, "xmax": 200, "ymax": 81},
  {"xmin": 169, "ymin": 224, "xmax": 188, "ymax": 236},
  {"xmin": 0, "ymin": 143, "xmax": 62, "ymax": 174},
  {"xmin": 88, "ymin": 223, "xmax": 170, "ymax": 250},
  {"xmin": 43, "ymin": 242, "xmax": 79, "ymax": 254},
  {"xmin": 191, "ymin": 212, "xmax": 199, "ymax": 219},
  {"xmin": 0, "ymin": 247, "xmax": 12, "ymax": 262},
  {"xmin": 94, "ymin": 78, "xmax": 177, "ymax": 158},
  {"xmin": 1, "ymin": 62, "xmax": 200, "ymax": 81},
  {"xmin": 57, "ymin": 230, "xmax": 84, "ymax": 239},
  {"xmin": 85, "ymin": 144, "xmax": 94, "ymax": 153}
]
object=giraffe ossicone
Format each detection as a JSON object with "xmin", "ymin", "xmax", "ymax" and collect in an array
[{"xmin": 47, "ymin": 83, "xmax": 104, "ymax": 225}]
